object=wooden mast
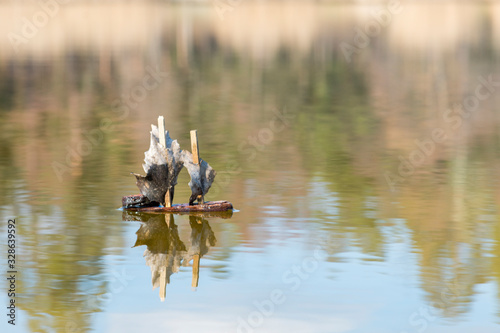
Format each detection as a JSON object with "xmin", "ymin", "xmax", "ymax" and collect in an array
[
  {"xmin": 190, "ymin": 130, "xmax": 204, "ymax": 204},
  {"xmin": 158, "ymin": 116, "xmax": 172, "ymax": 207}
]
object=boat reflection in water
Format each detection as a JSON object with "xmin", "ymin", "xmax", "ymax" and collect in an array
[{"xmin": 123, "ymin": 210, "xmax": 232, "ymax": 301}]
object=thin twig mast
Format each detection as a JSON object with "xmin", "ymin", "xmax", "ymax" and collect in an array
[
  {"xmin": 190, "ymin": 129, "xmax": 204, "ymax": 204},
  {"xmin": 158, "ymin": 116, "xmax": 173, "ymax": 207}
]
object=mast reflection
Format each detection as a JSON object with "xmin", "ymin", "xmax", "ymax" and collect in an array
[{"xmin": 124, "ymin": 211, "xmax": 222, "ymax": 301}]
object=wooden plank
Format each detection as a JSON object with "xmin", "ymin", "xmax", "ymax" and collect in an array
[
  {"xmin": 122, "ymin": 195, "xmax": 233, "ymax": 212},
  {"xmin": 190, "ymin": 129, "xmax": 199, "ymax": 164},
  {"xmin": 122, "ymin": 208, "xmax": 234, "ymax": 221},
  {"xmin": 125, "ymin": 200, "xmax": 232, "ymax": 212}
]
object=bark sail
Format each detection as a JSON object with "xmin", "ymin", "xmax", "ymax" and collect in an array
[
  {"xmin": 132, "ymin": 125, "xmax": 184, "ymax": 205},
  {"xmin": 129, "ymin": 121, "xmax": 216, "ymax": 207}
]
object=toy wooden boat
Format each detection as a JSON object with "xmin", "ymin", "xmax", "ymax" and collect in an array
[{"xmin": 123, "ymin": 117, "xmax": 233, "ymax": 215}]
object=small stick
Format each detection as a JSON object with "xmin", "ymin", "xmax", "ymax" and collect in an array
[
  {"xmin": 164, "ymin": 191, "xmax": 172, "ymax": 208},
  {"xmin": 158, "ymin": 116, "xmax": 172, "ymax": 207},
  {"xmin": 190, "ymin": 130, "xmax": 203, "ymax": 204},
  {"xmin": 158, "ymin": 116, "xmax": 166, "ymax": 148},
  {"xmin": 190, "ymin": 130, "xmax": 199, "ymax": 164}
]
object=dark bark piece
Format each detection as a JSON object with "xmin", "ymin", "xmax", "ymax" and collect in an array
[
  {"xmin": 122, "ymin": 193, "xmax": 159, "ymax": 208},
  {"xmin": 132, "ymin": 163, "xmax": 169, "ymax": 205}
]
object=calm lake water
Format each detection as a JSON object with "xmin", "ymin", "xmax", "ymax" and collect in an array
[{"xmin": 1, "ymin": 2, "xmax": 500, "ymax": 333}]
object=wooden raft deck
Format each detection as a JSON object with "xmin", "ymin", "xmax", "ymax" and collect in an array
[{"xmin": 122, "ymin": 194, "xmax": 233, "ymax": 214}]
